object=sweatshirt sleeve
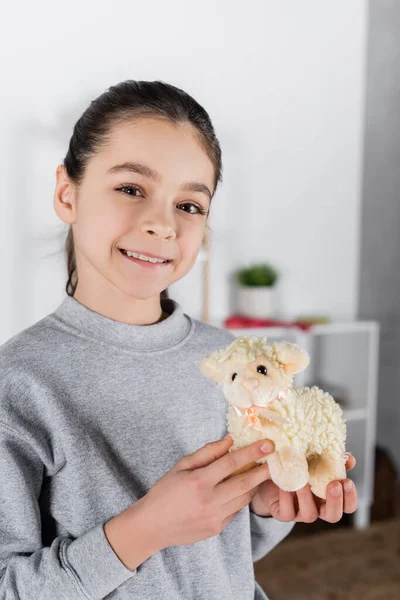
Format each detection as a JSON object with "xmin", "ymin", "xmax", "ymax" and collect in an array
[
  {"xmin": 0, "ymin": 422, "xmax": 137, "ymax": 600},
  {"xmin": 249, "ymin": 508, "xmax": 295, "ymax": 563}
]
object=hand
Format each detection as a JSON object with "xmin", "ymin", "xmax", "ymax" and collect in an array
[
  {"xmin": 141, "ymin": 435, "xmax": 272, "ymax": 551},
  {"xmin": 250, "ymin": 452, "xmax": 358, "ymax": 523}
]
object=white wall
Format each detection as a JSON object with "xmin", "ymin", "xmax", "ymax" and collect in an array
[
  {"xmin": 358, "ymin": 0, "xmax": 400, "ymax": 473},
  {"xmin": 0, "ymin": 0, "xmax": 367, "ymax": 344}
]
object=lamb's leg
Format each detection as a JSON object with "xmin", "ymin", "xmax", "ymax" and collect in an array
[
  {"xmin": 266, "ymin": 446, "xmax": 309, "ymax": 492},
  {"xmin": 308, "ymin": 449, "xmax": 347, "ymax": 499}
]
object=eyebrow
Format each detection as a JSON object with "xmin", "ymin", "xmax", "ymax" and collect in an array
[{"xmin": 106, "ymin": 161, "xmax": 212, "ymax": 200}]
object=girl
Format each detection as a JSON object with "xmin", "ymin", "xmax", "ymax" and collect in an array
[{"xmin": 0, "ymin": 80, "xmax": 357, "ymax": 600}]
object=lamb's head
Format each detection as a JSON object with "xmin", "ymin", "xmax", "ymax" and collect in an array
[{"xmin": 200, "ymin": 336, "xmax": 310, "ymax": 409}]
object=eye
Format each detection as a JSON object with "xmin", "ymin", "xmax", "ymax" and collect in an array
[
  {"xmin": 115, "ymin": 184, "xmax": 143, "ymax": 197},
  {"xmin": 178, "ymin": 202, "xmax": 208, "ymax": 216},
  {"xmin": 115, "ymin": 188, "xmax": 208, "ymax": 216},
  {"xmin": 232, "ymin": 373, "xmax": 238, "ymax": 382},
  {"xmin": 256, "ymin": 365, "xmax": 268, "ymax": 376}
]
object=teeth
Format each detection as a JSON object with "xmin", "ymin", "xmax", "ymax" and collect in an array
[{"xmin": 124, "ymin": 250, "xmax": 167, "ymax": 264}]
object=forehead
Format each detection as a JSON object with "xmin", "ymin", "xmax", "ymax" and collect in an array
[
  {"xmin": 229, "ymin": 354, "xmax": 273, "ymax": 368},
  {"xmin": 252, "ymin": 354, "xmax": 270, "ymax": 361},
  {"xmin": 91, "ymin": 117, "xmax": 215, "ymax": 187}
]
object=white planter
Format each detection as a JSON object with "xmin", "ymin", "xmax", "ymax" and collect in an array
[{"xmin": 236, "ymin": 285, "xmax": 275, "ymax": 319}]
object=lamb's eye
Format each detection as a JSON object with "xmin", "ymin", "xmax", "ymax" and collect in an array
[
  {"xmin": 232, "ymin": 373, "xmax": 238, "ymax": 382},
  {"xmin": 256, "ymin": 365, "xmax": 268, "ymax": 376}
]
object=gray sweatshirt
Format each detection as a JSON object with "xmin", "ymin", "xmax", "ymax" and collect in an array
[{"xmin": 0, "ymin": 294, "xmax": 295, "ymax": 600}]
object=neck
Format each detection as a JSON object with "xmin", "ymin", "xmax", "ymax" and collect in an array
[
  {"xmin": 52, "ymin": 293, "xmax": 193, "ymax": 353},
  {"xmin": 73, "ymin": 284, "xmax": 166, "ymax": 326}
]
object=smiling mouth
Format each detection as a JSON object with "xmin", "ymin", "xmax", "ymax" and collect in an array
[{"xmin": 119, "ymin": 249, "xmax": 173, "ymax": 267}]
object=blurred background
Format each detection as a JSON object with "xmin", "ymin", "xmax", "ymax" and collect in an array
[{"xmin": 1, "ymin": 0, "xmax": 399, "ymax": 597}]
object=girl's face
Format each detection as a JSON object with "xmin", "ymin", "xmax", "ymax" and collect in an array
[{"xmin": 55, "ymin": 117, "xmax": 215, "ymax": 304}]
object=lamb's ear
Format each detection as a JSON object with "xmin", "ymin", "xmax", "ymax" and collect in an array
[
  {"xmin": 199, "ymin": 353, "xmax": 226, "ymax": 383},
  {"xmin": 273, "ymin": 342, "xmax": 310, "ymax": 375}
]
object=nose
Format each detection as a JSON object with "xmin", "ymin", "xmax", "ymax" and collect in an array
[
  {"xmin": 241, "ymin": 378, "xmax": 259, "ymax": 391},
  {"xmin": 140, "ymin": 210, "xmax": 177, "ymax": 241}
]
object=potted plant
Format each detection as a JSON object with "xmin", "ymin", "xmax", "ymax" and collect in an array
[{"xmin": 234, "ymin": 262, "xmax": 279, "ymax": 319}]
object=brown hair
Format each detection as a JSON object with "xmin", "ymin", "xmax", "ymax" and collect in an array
[{"xmin": 62, "ymin": 80, "xmax": 223, "ymax": 298}]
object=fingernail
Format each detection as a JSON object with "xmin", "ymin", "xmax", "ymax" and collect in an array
[
  {"xmin": 261, "ymin": 441, "xmax": 274, "ymax": 453},
  {"xmin": 331, "ymin": 484, "xmax": 341, "ymax": 496},
  {"xmin": 344, "ymin": 480, "xmax": 353, "ymax": 492}
]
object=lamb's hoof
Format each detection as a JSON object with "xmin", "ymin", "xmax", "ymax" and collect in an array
[
  {"xmin": 310, "ymin": 484, "xmax": 327, "ymax": 500},
  {"xmin": 275, "ymin": 468, "xmax": 309, "ymax": 492}
]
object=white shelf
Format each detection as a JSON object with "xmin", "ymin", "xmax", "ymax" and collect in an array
[
  {"xmin": 217, "ymin": 326, "xmax": 295, "ymax": 339},
  {"xmin": 309, "ymin": 322, "xmax": 379, "ymax": 335},
  {"xmin": 343, "ymin": 408, "xmax": 368, "ymax": 421},
  {"xmin": 214, "ymin": 321, "xmax": 379, "ymax": 337}
]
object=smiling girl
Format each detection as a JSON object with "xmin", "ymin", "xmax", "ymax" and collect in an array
[{"xmin": 0, "ymin": 80, "xmax": 357, "ymax": 600}]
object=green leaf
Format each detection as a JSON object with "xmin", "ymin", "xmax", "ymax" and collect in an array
[{"xmin": 235, "ymin": 263, "xmax": 279, "ymax": 287}]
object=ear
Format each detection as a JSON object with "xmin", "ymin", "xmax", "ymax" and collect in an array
[
  {"xmin": 199, "ymin": 354, "xmax": 226, "ymax": 384},
  {"xmin": 273, "ymin": 342, "xmax": 310, "ymax": 375}
]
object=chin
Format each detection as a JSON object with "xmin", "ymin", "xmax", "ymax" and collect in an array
[{"xmin": 115, "ymin": 282, "xmax": 166, "ymax": 301}]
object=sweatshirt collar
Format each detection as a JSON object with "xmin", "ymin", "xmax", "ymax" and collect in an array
[{"xmin": 50, "ymin": 294, "xmax": 193, "ymax": 353}]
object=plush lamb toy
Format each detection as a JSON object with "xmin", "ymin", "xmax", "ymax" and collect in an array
[{"xmin": 200, "ymin": 335, "xmax": 348, "ymax": 499}]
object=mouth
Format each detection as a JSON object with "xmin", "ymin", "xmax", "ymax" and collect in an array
[
  {"xmin": 120, "ymin": 248, "xmax": 172, "ymax": 261},
  {"xmin": 119, "ymin": 248, "xmax": 173, "ymax": 268}
]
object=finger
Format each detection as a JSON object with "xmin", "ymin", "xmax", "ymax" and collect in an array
[
  {"xmin": 295, "ymin": 484, "xmax": 319, "ymax": 523},
  {"xmin": 249, "ymin": 484, "xmax": 261, "ymax": 500},
  {"xmin": 206, "ymin": 438, "xmax": 275, "ymax": 485},
  {"xmin": 262, "ymin": 479, "xmax": 297, "ymax": 521},
  {"xmin": 319, "ymin": 481, "xmax": 343, "ymax": 523},
  {"xmin": 344, "ymin": 453, "xmax": 356, "ymax": 471},
  {"xmin": 342, "ymin": 479, "xmax": 358, "ymax": 514},
  {"xmin": 218, "ymin": 460, "xmax": 270, "ymax": 504},
  {"xmin": 221, "ymin": 470, "xmax": 270, "ymax": 519},
  {"xmin": 276, "ymin": 488, "xmax": 297, "ymax": 522},
  {"xmin": 179, "ymin": 434, "xmax": 234, "ymax": 471}
]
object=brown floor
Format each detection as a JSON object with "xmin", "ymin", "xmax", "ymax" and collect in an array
[
  {"xmin": 254, "ymin": 481, "xmax": 400, "ymax": 599},
  {"xmin": 254, "ymin": 517, "xmax": 400, "ymax": 600}
]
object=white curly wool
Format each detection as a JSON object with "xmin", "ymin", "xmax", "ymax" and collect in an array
[{"xmin": 227, "ymin": 385, "xmax": 346, "ymax": 460}]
